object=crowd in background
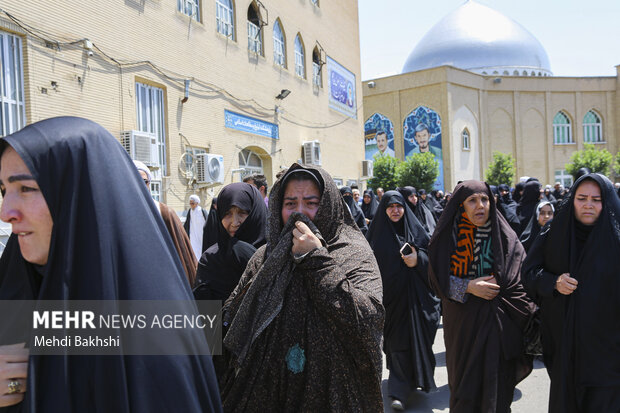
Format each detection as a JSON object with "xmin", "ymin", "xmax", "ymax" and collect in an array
[{"xmin": 1, "ymin": 117, "xmax": 619, "ymax": 412}]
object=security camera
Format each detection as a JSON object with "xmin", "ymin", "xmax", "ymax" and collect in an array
[{"xmin": 87, "ymin": 50, "xmax": 94, "ymax": 57}]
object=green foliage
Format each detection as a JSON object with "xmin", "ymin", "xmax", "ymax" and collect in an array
[
  {"xmin": 367, "ymin": 154, "xmax": 401, "ymax": 191},
  {"xmin": 565, "ymin": 144, "xmax": 613, "ymax": 179},
  {"xmin": 614, "ymin": 151, "xmax": 620, "ymax": 178},
  {"xmin": 397, "ymin": 152, "xmax": 439, "ymax": 191},
  {"xmin": 485, "ymin": 152, "xmax": 516, "ymax": 186}
]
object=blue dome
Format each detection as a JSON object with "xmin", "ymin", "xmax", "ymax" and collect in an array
[{"xmin": 402, "ymin": 1, "xmax": 552, "ymax": 76}]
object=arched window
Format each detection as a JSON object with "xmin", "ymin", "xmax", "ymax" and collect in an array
[
  {"xmin": 522, "ymin": 70, "xmax": 527, "ymax": 76},
  {"xmin": 553, "ymin": 111, "xmax": 573, "ymax": 144},
  {"xmin": 312, "ymin": 47, "xmax": 322, "ymax": 87},
  {"xmin": 294, "ymin": 34, "xmax": 305, "ymax": 78},
  {"xmin": 462, "ymin": 128, "xmax": 470, "ymax": 150},
  {"xmin": 216, "ymin": 0, "xmax": 234, "ymax": 39},
  {"xmin": 513, "ymin": 70, "xmax": 519, "ymax": 76},
  {"xmin": 583, "ymin": 110, "xmax": 603, "ymax": 143},
  {"xmin": 247, "ymin": 3, "xmax": 262, "ymax": 54},
  {"xmin": 502, "ymin": 70, "xmax": 509, "ymax": 75},
  {"xmin": 273, "ymin": 20, "xmax": 286, "ymax": 67},
  {"xmin": 238, "ymin": 148, "xmax": 263, "ymax": 180}
]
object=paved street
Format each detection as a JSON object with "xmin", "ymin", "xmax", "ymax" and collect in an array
[{"xmin": 381, "ymin": 321, "xmax": 550, "ymax": 412}]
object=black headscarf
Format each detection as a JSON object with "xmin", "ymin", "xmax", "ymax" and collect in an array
[
  {"xmin": 201, "ymin": 196, "xmax": 219, "ymax": 253},
  {"xmin": 420, "ymin": 189, "xmax": 443, "ymax": 219},
  {"xmin": 195, "ymin": 183, "xmax": 267, "ymax": 300},
  {"xmin": 517, "ymin": 179, "xmax": 542, "ymax": 235},
  {"xmin": 428, "ymin": 180, "xmax": 534, "ymax": 411},
  {"xmin": 365, "ymin": 191, "xmax": 439, "ymax": 393},
  {"xmin": 522, "ymin": 173, "xmax": 620, "ymax": 412},
  {"xmin": 0, "ymin": 117, "xmax": 221, "ymax": 412},
  {"xmin": 496, "ymin": 184, "xmax": 520, "ymax": 235},
  {"xmin": 513, "ymin": 182, "xmax": 525, "ymax": 203},
  {"xmin": 340, "ymin": 186, "xmax": 368, "ymax": 234},
  {"xmin": 361, "ymin": 188, "xmax": 379, "ymax": 220},
  {"xmin": 396, "ymin": 186, "xmax": 436, "ymax": 235}
]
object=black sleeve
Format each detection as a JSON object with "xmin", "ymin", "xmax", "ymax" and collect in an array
[{"xmin": 521, "ymin": 226, "xmax": 558, "ymax": 302}]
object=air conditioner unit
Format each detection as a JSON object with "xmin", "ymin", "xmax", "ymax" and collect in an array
[
  {"xmin": 362, "ymin": 160, "xmax": 373, "ymax": 177},
  {"xmin": 302, "ymin": 141, "xmax": 321, "ymax": 165},
  {"xmin": 121, "ymin": 130, "xmax": 159, "ymax": 167},
  {"xmin": 196, "ymin": 153, "xmax": 224, "ymax": 184}
]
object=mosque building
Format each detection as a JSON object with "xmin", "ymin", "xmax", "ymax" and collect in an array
[{"xmin": 362, "ymin": 0, "xmax": 619, "ymax": 191}]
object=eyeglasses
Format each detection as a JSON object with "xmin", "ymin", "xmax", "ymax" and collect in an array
[{"xmin": 143, "ymin": 179, "xmax": 150, "ymax": 186}]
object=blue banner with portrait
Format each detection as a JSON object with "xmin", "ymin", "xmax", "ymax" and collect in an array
[
  {"xmin": 403, "ymin": 106, "xmax": 444, "ymax": 191},
  {"xmin": 224, "ymin": 110, "xmax": 279, "ymax": 139},
  {"xmin": 364, "ymin": 113, "xmax": 395, "ymax": 160},
  {"xmin": 327, "ymin": 56, "xmax": 357, "ymax": 119}
]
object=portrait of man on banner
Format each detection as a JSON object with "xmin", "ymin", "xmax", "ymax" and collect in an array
[
  {"xmin": 403, "ymin": 107, "xmax": 444, "ymax": 191},
  {"xmin": 364, "ymin": 113, "xmax": 395, "ymax": 160}
]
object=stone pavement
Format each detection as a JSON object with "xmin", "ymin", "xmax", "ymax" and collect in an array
[{"xmin": 381, "ymin": 321, "xmax": 550, "ymax": 412}]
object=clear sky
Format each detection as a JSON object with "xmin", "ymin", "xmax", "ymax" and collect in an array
[{"xmin": 358, "ymin": 0, "xmax": 620, "ymax": 80}]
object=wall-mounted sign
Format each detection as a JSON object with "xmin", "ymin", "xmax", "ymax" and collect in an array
[
  {"xmin": 225, "ymin": 110, "xmax": 279, "ymax": 139},
  {"xmin": 327, "ymin": 56, "xmax": 357, "ymax": 119}
]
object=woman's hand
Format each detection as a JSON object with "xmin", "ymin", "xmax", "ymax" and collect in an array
[
  {"xmin": 555, "ymin": 273, "xmax": 578, "ymax": 295},
  {"xmin": 401, "ymin": 249, "xmax": 418, "ymax": 268},
  {"xmin": 466, "ymin": 276, "xmax": 500, "ymax": 300},
  {"xmin": 0, "ymin": 343, "xmax": 28, "ymax": 407},
  {"xmin": 292, "ymin": 221, "xmax": 322, "ymax": 255}
]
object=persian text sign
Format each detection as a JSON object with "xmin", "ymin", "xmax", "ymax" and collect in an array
[
  {"xmin": 327, "ymin": 56, "xmax": 357, "ymax": 119},
  {"xmin": 225, "ymin": 110, "xmax": 279, "ymax": 139}
]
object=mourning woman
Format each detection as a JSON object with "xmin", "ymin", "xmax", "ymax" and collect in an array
[
  {"xmin": 522, "ymin": 174, "xmax": 620, "ymax": 412},
  {"xmin": 516, "ymin": 179, "xmax": 542, "ymax": 236},
  {"xmin": 428, "ymin": 180, "xmax": 534, "ymax": 412},
  {"xmin": 366, "ymin": 191, "xmax": 441, "ymax": 411},
  {"xmin": 496, "ymin": 184, "xmax": 520, "ymax": 235},
  {"xmin": 202, "ymin": 196, "xmax": 219, "ymax": 253},
  {"xmin": 397, "ymin": 186, "xmax": 436, "ymax": 235},
  {"xmin": 340, "ymin": 186, "xmax": 368, "ymax": 234},
  {"xmin": 0, "ymin": 117, "xmax": 221, "ymax": 412},
  {"xmin": 218, "ymin": 163, "xmax": 385, "ymax": 412},
  {"xmin": 194, "ymin": 182, "xmax": 267, "ymax": 301},
  {"xmin": 361, "ymin": 189, "xmax": 379, "ymax": 225},
  {"xmin": 519, "ymin": 201, "xmax": 554, "ymax": 253}
]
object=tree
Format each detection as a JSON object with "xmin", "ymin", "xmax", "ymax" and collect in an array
[
  {"xmin": 565, "ymin": 144, "xmax": 613, "ymax": 180},
  {"xmin": 485, "ymin": 152, "xmax": 515, "ymax": 186},
  {"xmin": 614, "ymin": 150, "xmax": 620, "ymax": 178},
  {"xmin": 367, "ymin": 154, "xmax": 401, "ymax": 191},
  {"xmin": 397, "ymin": 152, "xmax": 439, "ymax": 191}
]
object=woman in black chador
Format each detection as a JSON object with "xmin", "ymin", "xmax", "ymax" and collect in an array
[
  {"xmin": 397, "ymin": 186, "xmax": 436, "ymax": 236},
  {"xmin": 361, "ymin": 189, "xmax": 379, "ymax": 224},
  {"xmin": 428, "ymin": 180, "xmax": 534, "ymax": 413},
  {"xmin": 194, "ymin": 182, "xmax": 266, "ymax": 301},
  {"xmin": 366, "ymin": 191, "xmax": 440, "ymax": 411},
  {"xmin": 201, "ymin": 196, "xmax": 219, "ymax": 253},
  {"xmin": 0, "ymin": 117, "xmax": 222, "ymax": 412},
  {"xmin": 522, "ymin": 173, "xmax": 620, "ymax": 412},
  {"xmin": 516, "ymin": 179, "xmax": 542, "ymax": 236}
]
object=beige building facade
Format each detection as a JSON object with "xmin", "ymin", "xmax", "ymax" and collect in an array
[
  {"xmin": 363, "ymin": 65, "xmax": 619, "ymax": 191},
  {"xmin": 0, "ymin": 0, "xmax": 364, "ymax": 212},
  {"xmin": 362, "ymin": 1, "xmax": 619, "ymax": 192}
]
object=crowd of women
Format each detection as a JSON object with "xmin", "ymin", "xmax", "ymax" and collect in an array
[{"xmin": 0, "ymin": 117, "xmax": 618, "ymax": 412}]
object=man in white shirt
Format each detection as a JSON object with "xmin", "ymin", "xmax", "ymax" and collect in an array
[{"xmin": 184, "ymin": 194, "xmax": 207, "ymax": 260}]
